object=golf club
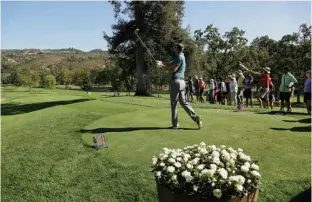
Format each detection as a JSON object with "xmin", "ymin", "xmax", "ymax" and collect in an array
[{"xmin": 134, "ymin": 28, "xmax": 157, "ymax": 62}]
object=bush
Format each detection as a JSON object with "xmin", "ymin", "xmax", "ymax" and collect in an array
[
  {"xmin": 44, "ymin": 75, "xmax": 56, "ymax": 89},
  {"xmin": 151, "ymin": 142, "xmax": 261, "ymax": 200}
]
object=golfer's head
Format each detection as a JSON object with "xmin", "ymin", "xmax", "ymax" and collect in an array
[
  {"xmin": 175, "ymin": 43, "xmax": 184, "ymax": 54},
  {"xmin": 284, "ymin": 67, "xmax": 289, "ymax": 74}
]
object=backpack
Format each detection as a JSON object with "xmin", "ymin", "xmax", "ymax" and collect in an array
[{"xmin": 198, "ymin": 80, "xmax": 205, "ymax": 89}]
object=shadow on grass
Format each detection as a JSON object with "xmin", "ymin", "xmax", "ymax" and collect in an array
[
  {"xmin": 270, "ymin": 126, "xmax": 311, "ymax": 132},
  {"xmin": 289, "ymin": 188, "xmax": 311, "ymax": 202},
  {"xmin": 257, "ymin": 111, "xmax": 308, "ymax": 116},
  {"xmin": 283, "ymin": 118, "xmax": 311, "ymax": 124},
  {"xmin": 1, "ymin": 99, "xmax": 93, "ymax": 116},
  {"xmin": 80, "ymin": 126, "xmax": 197, "ymax": 134}
]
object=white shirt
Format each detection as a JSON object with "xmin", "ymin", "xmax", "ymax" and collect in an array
[
  {"xmin": 210, "ymin": 83, "xmax": 215, "ymax": 90},
  {"xmin": 220, "ymin": 82, "xmax": 227, "ymax": 92},
  {"xmin": 230, "ymin": 79, "xmax": 238, "ymax": 92}
]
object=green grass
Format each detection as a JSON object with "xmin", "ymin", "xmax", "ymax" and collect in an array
[{"xmin": 1, "ymin": 87, "xmax": 311, "ymax": 202}]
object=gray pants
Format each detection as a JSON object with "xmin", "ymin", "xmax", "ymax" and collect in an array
[{"xmin": 170, "ymin": 79, "xmax": 197, "ymax": 127}]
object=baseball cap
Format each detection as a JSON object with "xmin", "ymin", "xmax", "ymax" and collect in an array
[{"xmin": 177, "ymin": 43, "xmax": 184, "ymax": 50}]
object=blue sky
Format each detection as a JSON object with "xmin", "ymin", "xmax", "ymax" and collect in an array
[{"xmin": 1, "ymin": 1, "xmax": 311, "ymax": 51}]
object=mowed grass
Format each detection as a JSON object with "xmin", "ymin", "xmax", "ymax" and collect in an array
[{"xmin": 1, "ymin": 87, "xmax": 311, "ymax": 202}]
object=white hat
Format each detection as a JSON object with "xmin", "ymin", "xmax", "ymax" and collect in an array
[
  {"xmin": 237, "ymin": 70, "xmax": 244, "ymax": 76},
  {"xmin": 263, "ymin": 67, "xmax": 271, "ymax": 73}
]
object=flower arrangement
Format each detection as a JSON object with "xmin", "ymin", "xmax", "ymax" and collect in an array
[{"xmin": 151, "ymin": 142, "xmax": 261, "ymax": 200}]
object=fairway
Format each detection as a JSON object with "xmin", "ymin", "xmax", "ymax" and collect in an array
[{"xmin": 1, "ymin": 87, "xmax": 311, "ymax": 202}]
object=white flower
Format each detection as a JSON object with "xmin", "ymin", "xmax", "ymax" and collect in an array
[
  {"xmin": 213, "ymin": 189, "xmax": 222, "ymax": 199},
  {"xmin": 212, "ymin": 157, "xmax": 220, "ymax": 164},
  {"xmin": 167, "ymin": 166, "xmax": 175, "ymax": 173},
  {"xmin": 230, "ymin": 159, "xmax": 235, "ymax": 165},
  {"xmin": 244, "ymin": 162, "xmax": 251, "ymax": 168},
  {"xmin": 251, "ymin": 163, "xmax": 259, "ymax": 170},
  {"xmin": 241, "ymin": 165, "xmax": 249, "ymax": 172},
  {"xmin": 247, "ymin": 179, "xmax": 251, "ymax": 183},
  {"xmin": 239, "ymin": 153, "xmax": 251, "ymax": 162},
  {"xmin": 199, "ymin": 142, "xmax": 206, "ymax": 148},
  {"xmin": 250, "ymin": 170, "xmax": 261, "ymax": 178},
  {"xmin": 171, "ymin": 175, "xmax": 177, "ymax": 181},
  {"xmin": 229, "ymin": 175, "xmax": 245, "ymax": 185},
  {"xmin": 182, "ymin": 170, "xmax": 191, "ymax": 178},
  {"xmin": 218, "ymin": 168, "xmax": 228, "ymax": 179},
  {"xmin": 212, "ymin": 151, "xmax": 220, "ymax": 158},
  {"xmin": 160, "ymin": 162, "xmax": 165, "ymax": 167},
  {"xmin": 168, "ymin": 158, "xmax": 176, "ymax": 164},
  {"xmin": 174, "ymin": 162, "xmax": 182, "ymax": 168},
  {"xmin": 201, "ymin": 169, "xmax": 215, "ymax": 177},
  {"xmin": 235, "ymin": 184, "xmax": 244, "ymax": 191},
  {"xmin": 193, "ymin": 185, "xmax": 199, "ymax": 192},
  {"xmin": 190, "ymin": 158, "xmax": 200, "ymax": 165},
  {"xmin": 171, "ymin": 153, "xmax": 177, "ymax": 159},
  {"xmin": 199, "ymin": 148, "xmax": 208, "ymax": 154},
  {"xmin": 185, "ymin": 175, "xmax": 193, "ymax": 182},
  {"xmin": 220, "ymin": 145, "xmax": 226, "ymax": 149},
  {"xmin": 186, "ymin": 164, "xmax": 193, "ymax": 169},
  {"xmin": 152, "ymin": 156, "xmax": 158, "ymax": 165},
  {"xmin": 197, "ymin": 164, "xmax": 205, "ymax": 170},
  {"xmin": 182, "ymin": 170, "xmax": 193, "ymax": 182},
  {"xmin": 195, "ymin": 153, "xmax": 200, "ymax": 157},
  {"xmin": 156, "ymin": 171, "xmax": 161, "ymax": 178},
  {"xmin": 219, "ymin": 162, "xmax": 225, "ymax": 167},
  {"xmin": 230, "ymin": 153, "xmax": 237, "ymax": 159},
  {"xmin": 238, "ymin": 148, "xmax": 243, "ymax": 152},
  {"xmin": 159, "ymin": 154, "xmax": 168, "ymax": 160},
  {"xmin": 163, "ymin": 148, "xmax": 170, "ymax": 154},
  {"xmin": 210, "ymin": 164, "xmax": 217, "ymax": 171},
  {"xmin": 209, "ymin": 145, "xmax": 217, "ymax": 151},
  {"xmin": 211, "ymin": 182, "xmax": 215, "ymax": 187},
  {"xmin": 177, "ymin": 157, "xmax": 182, "ymax": 162}
]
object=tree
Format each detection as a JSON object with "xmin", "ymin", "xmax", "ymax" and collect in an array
[
  {"xmin": 19, "ymin": 68, "xmax": 40, "ymax": 91},
  {"xmin": 194, "ymin": 25, "xmax": 248, "ymax": 78},
  {"xmin": 104, "ymin": 1, "xmax": 188, "ymax": 96},
  {"xmin": 59, "ymin": 68, "xmax": 73, "ymax": 89},
  {"xmin": 44, "ymin": 75, "xmax": 56, "ymax": 89},
  {"xmin": 72, "ymin": 68, "xmax": 92, "ymax": 91}
]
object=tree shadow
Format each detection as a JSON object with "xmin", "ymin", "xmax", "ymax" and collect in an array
[
  {"xmin": 1, "ymin": 99, "xmax": 93, "ymax": 116},
  {"xmin": 289, "ymin": 188, "xmax": 311, "ymax": 202},
  {"xmin": 80, "ymin": 126, "xmax": 197, "ymax": 134},
  {"xmin": 257, "ymin": 111, "xmax": 308, "ymax": 116},
  {"xmin": 270, "ymin": 126, "xmax": 311, "ymax": 133},
  {"xmin": 283, "ymin": 118, "xmax": 311, "ymax": 124}
]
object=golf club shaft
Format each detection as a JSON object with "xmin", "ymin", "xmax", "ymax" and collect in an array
[{"xmin": 134, "ymin": 31, "xmax": 157, "ymax": 62}]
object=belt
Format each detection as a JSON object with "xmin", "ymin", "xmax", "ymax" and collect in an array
[{"xmin": 172, "ymin": 77, "xmax": 184, "ymax": 81}]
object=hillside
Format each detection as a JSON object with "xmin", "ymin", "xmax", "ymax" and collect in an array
[{"xmin": 1, "ymin": 48, "xmax": 110, "ymax": 70}]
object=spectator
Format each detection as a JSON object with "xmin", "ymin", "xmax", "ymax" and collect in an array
[
  {"xmin": 243, "ymin": 74, "xmax": 254, "ymax": 107},
  {"xmin": 187, "ymin": 76, "xmax": 194, "ymax": 102},
  {"xmin": 236, "ymin": 70, "xmax": 245, "ymax": 106},
  {"xmin": 304, "ymin": 70, "xmax": 311, "ymax": 115},
  {"xmin": 194, "ymin": 75, "xmax": 199, "ymax": 103},
  {"xmin": 209, "ymin": 79, "xmax": 215, "ymax": 104},
  {"xmin": 229, "ymin": 74, "xmax": 238, "ymax": 106},
  {"xmin": 269, "ymin": 80, "xmax": 275, "ymax": 110},
  {"xmin": 198, "ymin": 76, "xmax": 205, "ymax": 103},
  {"xmin": 217, "ymin": 77, "xmax": 227, "ymax": 105},
  {"xmin": 225, "ymin": 76, "xmax": 231, "ymax": 105},
  {"xmin": 279, "ymin": 67, "xmax": 298, "ymax": 112}
]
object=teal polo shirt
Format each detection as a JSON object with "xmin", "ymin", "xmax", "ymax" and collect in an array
[{"xmin": 171, "ymin": 53, "xmax": 185, "ymax": 80}]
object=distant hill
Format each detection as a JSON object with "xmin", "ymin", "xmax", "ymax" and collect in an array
[{"xmin": 1, "ymin": 48, "xmax": 110, "ymax": 71}]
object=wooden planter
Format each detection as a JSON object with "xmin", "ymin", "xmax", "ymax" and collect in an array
[{"xmin": 156, "ymin": 182, "xmax": 258, "ymax": 202}]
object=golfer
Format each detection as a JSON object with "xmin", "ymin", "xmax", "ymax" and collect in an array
[{"xmin": 159, "ymin": 43, "xmax": 203, "ymax": 129}]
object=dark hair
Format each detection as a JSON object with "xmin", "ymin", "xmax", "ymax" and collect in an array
[
  {"xmin": 284, "ymin": 67, "xmax": 290, "ymax": 72},
  {"xmin": 176, "ymin": 43, "xmax": 184, "ymax": 52},
  {"xmin": 219, "ymin": 76, "xmax": 223, "ymax": 81}
]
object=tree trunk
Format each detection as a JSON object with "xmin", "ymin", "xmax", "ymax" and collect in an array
[{"xmin": 134, "ymin": 2, "xmax": 150, "ymax": 96}]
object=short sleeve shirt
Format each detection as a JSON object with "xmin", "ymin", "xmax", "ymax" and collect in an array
[{"xmin": 171, "ymin": 53, "xmax": 185, "ymax": 80}]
